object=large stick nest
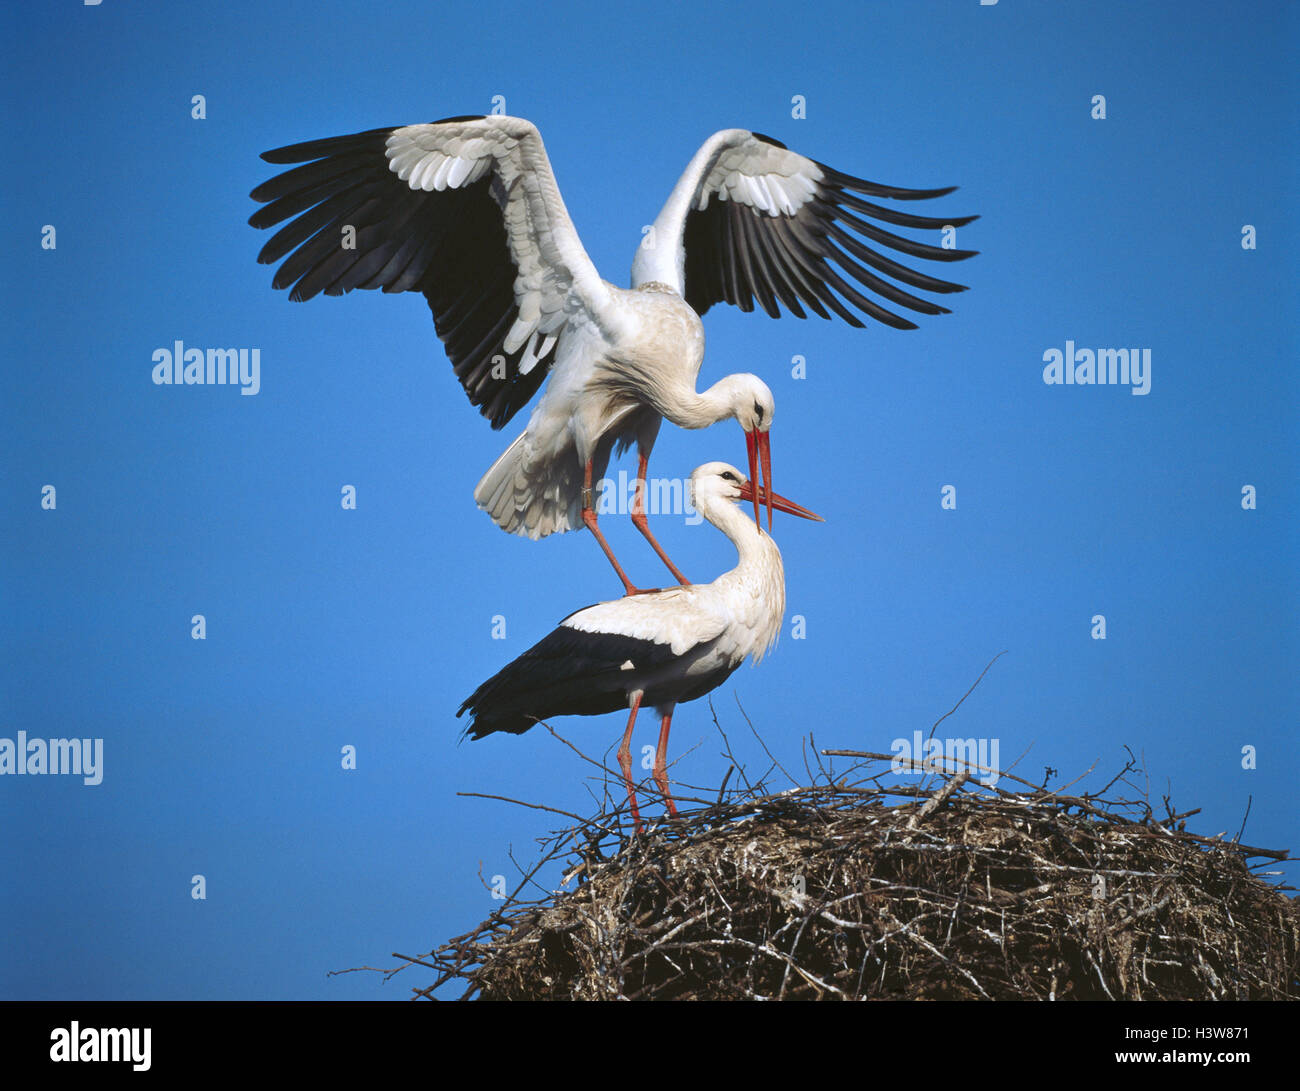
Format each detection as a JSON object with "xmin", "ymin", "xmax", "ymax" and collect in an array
[{"xmin": 390, "ymin": 735, "xmax": 1297, "ymax": 1001}]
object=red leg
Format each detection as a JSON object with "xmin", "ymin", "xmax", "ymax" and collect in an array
[
  {"xmin": 616, "ymin": 692, "xmax": 645, "ymax": 834},
  {"xmin": 652, "ymin": 708, "xmax": 679, "ymax": 818},
  {"xmin": 581, "ymin": 458, "xmax": 643, "ymax": 595},
  {"xmin": 630, "ymin": 451, "xmax": 691, "ymax": 587}
]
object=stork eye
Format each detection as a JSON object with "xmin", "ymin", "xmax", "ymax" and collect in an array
[
  {"xmin": 721, "ymin": 471, "xmax": 739, "ymax": 483},
  {"xmin": 753, "ymin": 401, "xmax": 765, "ymax": 422}
]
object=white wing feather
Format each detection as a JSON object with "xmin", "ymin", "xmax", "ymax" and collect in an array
[
  {"xmin": 386, "ymin": 117, "xmax": 632, "ymax": 345},
  {"xmin": 631, "ymin": 129, "xmax": 825, "ymax": 291},
  {"xmin": 562, "ymin": 587, "xmax": 729, "ymax": 658}
]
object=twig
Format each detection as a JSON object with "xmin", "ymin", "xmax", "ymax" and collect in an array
[
  {"xmin": 907, "ymin": 771, "xmax": 972, "ymax": 828},
  {"xmin": 926, "ymin": 650, "xmax": 1007, "ymax": 742}
]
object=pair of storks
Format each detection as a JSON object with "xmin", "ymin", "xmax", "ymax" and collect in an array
[{"xmin": 250, "ymin": 116, "xmax": 975, "ymax": 829}]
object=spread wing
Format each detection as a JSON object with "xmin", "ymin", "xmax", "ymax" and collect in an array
[
  {"xmin": 249, "ymin": 116, "xmax": 621, "ymax": 428},
  {"xmin": 632, "ymin": 129, "xmax": 978, "ymax": 330}
]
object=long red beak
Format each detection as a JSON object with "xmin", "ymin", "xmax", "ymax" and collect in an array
[
  {"xmin": 737, "ymin": 478, "xmax": 823, "ymax": 524},
  {"xmin": 744, "ymin": 430, "xmax": 776, "ymax": 529}
]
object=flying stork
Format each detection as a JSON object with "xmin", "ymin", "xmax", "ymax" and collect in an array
[
  {"xmin": 456, "ymin": 461, "xmax": 823, "ymax": 831},
  {"xmin": 249, "ymin": 115, "xmax": 973, "ymax": 592}
]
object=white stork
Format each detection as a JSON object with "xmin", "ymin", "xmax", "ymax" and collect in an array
[
  {"xmin": 456, "ymin": 461, "xmax": 822, "ymax": 831},
  {"xmin": 249, "ymin": 115, "xmax": 973, "ymax": 591}
]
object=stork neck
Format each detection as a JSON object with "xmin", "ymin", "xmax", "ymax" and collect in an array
[
  {"xmin": 665, "ymin": 376, "xmax": 739, "ymax": 431},
  {"xmin": 705, "ymin": 495, "xmax": 777, "ymax": 569},
  {"xmin": 701, "ymin": 493, "xmax": 788, "ymax": 662}
]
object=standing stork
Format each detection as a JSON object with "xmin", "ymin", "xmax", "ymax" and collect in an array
[
  {"xmin": 249, "ymin": 115, "xmax": 973, "ymax": 592},
  {"xmin": 456, "ymin": 461, "xmax": 823, "ymax": 831}
]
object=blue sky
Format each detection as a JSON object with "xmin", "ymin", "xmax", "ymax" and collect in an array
[{"xmin": 2, "ymin": 1, "xmax": 1295, "ymax": 999}]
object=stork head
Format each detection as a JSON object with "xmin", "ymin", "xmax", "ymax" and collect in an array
[
  {"xmin": 719, "ymin": 374, "xmax": 776, "ymax": 529},
  {"xmin": 690, "ymin": 461, "xmax": 822, "ymax": 529}
]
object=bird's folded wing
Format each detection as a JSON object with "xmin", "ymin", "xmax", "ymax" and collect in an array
[
  {"xmin": 250, "ymin": 116, "xmax": 622, "ymax": 428},
  {"xmin": 632, "ymin": 129, "xmax": 978, "ymax": 330},
  {"xmin": 455, "ymin": 594, "xmax": 725, "ymax": 738},
  {"xmin": 559, "ymin": 588, "xmax": 728, "ymax": 658}
]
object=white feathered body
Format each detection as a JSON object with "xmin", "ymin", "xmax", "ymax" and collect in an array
[
  {"xmin": 562, "ymin": 523, "xmax": 786, "ymax": 705},
  {"xmin": 474, "ymin": 285, "xmax": 706, "ymax": 539}
]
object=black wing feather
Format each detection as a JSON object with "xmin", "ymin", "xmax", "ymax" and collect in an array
[
  {"xmin": 682, "ymin": 136, "xmax": 978, "ymax": 327},
  {"xmin": 249, "ymin": 119, "xmax": 554, "ymax": 430}
]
